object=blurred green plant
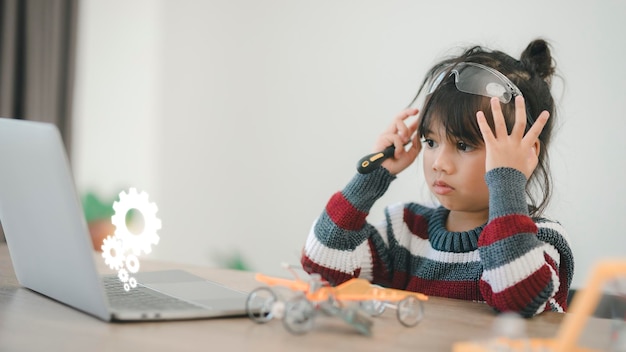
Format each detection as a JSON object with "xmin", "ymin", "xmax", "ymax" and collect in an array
[
  {"xmin": 82, "ymin": 191, "xmax": 136, "ymax": 223},
  {"xmin": 82, "ymin": 192, "xmax": 115, "ymax": 223},
  {"xmin": 215, "ymin": 250, "xmax": 252, "ymax": 271}
]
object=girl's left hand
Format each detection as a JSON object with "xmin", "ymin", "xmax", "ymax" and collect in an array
[{"xmin": 476, "ymin": 96, "xmax": 550, "ymax": 180}]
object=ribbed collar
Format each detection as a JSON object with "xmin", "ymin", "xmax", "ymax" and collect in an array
[{"xmin": 428, "ymin": 206, "xmax": 484, "ymax": 253}]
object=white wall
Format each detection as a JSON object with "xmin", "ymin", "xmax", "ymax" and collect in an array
[
  {"xmin": 73, "ymin": 0, "xmax": 160, "ymax": 197},
  {"xmin": 73, "ymin": 0, "xmax": 626, "ymax": 288}
]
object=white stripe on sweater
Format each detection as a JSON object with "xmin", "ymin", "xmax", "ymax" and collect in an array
[
  {"xmin": 305, "ymin": 210, "xmax": 565, "ymax": 292},
  {"xmin": 550, "ymin": 298, "xmax": 564, "ymax": 313},
  {"xmin": 482, "ymin": 244, "xmax": 557, "ymax": 293},
  {"xmin": 304, "ymin": 222, "xmax": 374, "ymax": 280},
  {"xmin": 542, "ymin": 242, "xmax": 561, "ymax": 268},
  {"xmin": 390, "ymin": 211, "xmax": 481, "ymax": 264}
]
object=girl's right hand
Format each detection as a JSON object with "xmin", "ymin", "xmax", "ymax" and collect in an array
[{"xmin": 377, "ymin": 108, "xmax": 421, "ymax": 175}]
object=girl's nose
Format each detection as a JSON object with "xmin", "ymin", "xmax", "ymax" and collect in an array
[{"xmin": 432, "ymin": 147, "xmax": 454, "ymax": 174}]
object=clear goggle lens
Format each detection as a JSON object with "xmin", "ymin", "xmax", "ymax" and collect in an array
[{"xmin": 427, "ymin": 62, "xmax": 522, "ymax": 104}]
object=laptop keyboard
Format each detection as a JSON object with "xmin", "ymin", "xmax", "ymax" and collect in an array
[{"xmin": 103, "ymin": 277, "xmax": 205, "ymax": 311}]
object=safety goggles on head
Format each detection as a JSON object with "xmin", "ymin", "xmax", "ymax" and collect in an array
[{"xmin": 427, "ymin": 62, "xmax": 522, "ymax": 104}]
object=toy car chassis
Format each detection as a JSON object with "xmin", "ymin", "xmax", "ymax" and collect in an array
[{"xmin": 245, "ymin": 265, "xmax": 428, "ymax": 335}]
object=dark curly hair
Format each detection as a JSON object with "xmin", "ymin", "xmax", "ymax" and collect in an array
[{"xmin": 409, "ymin": 39, "xmax": 557, "ymax": 217}]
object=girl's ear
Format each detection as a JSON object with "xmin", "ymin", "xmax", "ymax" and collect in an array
[{"xmin": 531, "ymin": 140, "xmax": 541, "ymax": 158}]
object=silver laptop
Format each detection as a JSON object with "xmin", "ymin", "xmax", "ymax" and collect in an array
[{"xmin": 0, "ymin": 118, "xmax": 249, "ymax": 321}]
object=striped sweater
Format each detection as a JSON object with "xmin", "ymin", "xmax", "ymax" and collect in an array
[{"xmin": 301, "ymin": 167, "xmax": 574, "ymax": 317}]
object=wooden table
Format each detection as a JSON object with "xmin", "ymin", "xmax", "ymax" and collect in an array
[{"xmin": 0, "ymin": 244, "xmax": 612, "ymax": 351}]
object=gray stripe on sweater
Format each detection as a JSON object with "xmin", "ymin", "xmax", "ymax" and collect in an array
[
  {"xmin": 342, "ymin": 167, "xmax": 395, "ymax": 212},
  {"xmin": 385, "ymin": 246, "xmax": 483, "ymax": 281},
  {"xmin": 479, "ymin": 233, "xmax": 543, "ymax": 271},
  {"xmin": 520, "ymin": 280, "xmax": 554, "ymax": 318},
  {"xmin": 314, "ymin": 211, "xmax": 370, "ymax": 251},
  {"xmin": 485, "ymin": 167, "xmax": 528, "ymax": 219}
]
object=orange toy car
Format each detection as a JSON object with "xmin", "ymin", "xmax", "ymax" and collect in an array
[{"xmin": 246, "ymin": 264, "xmax": 428, "ymax": 335}]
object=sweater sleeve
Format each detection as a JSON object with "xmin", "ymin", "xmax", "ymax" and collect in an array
[
  {"xmin": 478, "ymin": 167, "xmax": 574, "ymax": 317},
  {"xmin": 301, "ymin": 167, "xmax": 395, "ymax": 285}
]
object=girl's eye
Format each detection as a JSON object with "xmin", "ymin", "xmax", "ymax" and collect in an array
[
  {"xmin": 422, "ymin": 138, "xmax": 436, "ymax": 148},
  {"xmin": 457, "ymin": 141, "xmax": 475, "ymax": 152}
]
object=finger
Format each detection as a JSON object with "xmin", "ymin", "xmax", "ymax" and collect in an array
[
  {"xmin": 396, "ymin": 119, "xmax": 410, "ymax": 142},
  {"xmin": 490, "ymin": 97, "xmax": 507, "ymax": 138},
  {"xmin": 405, "ymin": 107, "xmax": 420, "ymax": 117},
  {"xmin": 406, "ymin": 114, "xmax": 420, "ymax": 140},
  {"xmin": 384, "ymin": 108, "xmax": 419, "ymax": 134},
  {"xmin": 407, "ymin": 112, "xmax": 420, "ymax": 132},
  {"xmin": 404, "ymin": 138, "xmax": 420, "ymax": 162},
  {"xmin": 392, "ymin": 134, "xmax": 406, "ymax": 159},
  {"xmin": 393, "ymin": 108, "xmax": 419, "ymax": 125},
  {"xmin": 396, "ymin": 133, "xmax": 421, "ymax": 164},
  {"xmin": 476, "ymin": 111, "xmax": 495, "ymax": 144},
  {"xmin": 411, "ymin": 132, "xmax": 422, "ymax": 155},
  {"xmin": 397, "ymin": 108, "xmax": 420, "ymax": 141},
  {"xmin": 376, "ymin": 133, "xmax": 396, "ymax": 151},
  {"xmin": 522, "ymin": 110, "xmax": 550, "ymax": 146},
  {"xmin": 376, "ymin": 133, "xmax": 402, "ymax": 153},
  {"xmin": 511, "ymin": 96, "xmax": 527, "ymax": 139}
]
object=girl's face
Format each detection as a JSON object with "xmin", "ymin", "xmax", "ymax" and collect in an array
[{"xmin": 422, "ymin": 120, "xmax": 490, "ymax": 219}]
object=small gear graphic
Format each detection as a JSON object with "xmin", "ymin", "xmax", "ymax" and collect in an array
[
  {"xmin": 101, "ymin": 235, "xmax": 125, "ymax": 270},
  {"xmin": 123, "ymin": 277, "xmax": 137, "ymax": 292},
  {"xmin": 104, "ymin": 187, "xmax": 162, "ymax": 292},
  {"xmin": 125, "ymin": 254, "xmax": 140, "ymax": 274},
  {"xmin": 118, "ymin": 268, "xmax": 129, "ymax": 283},
  {"xmin": 111, "ymin": 188, "xmax": 161, "ymax": 256}
]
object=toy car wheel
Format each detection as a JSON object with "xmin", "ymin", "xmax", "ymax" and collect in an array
[
  {"xmin": 360, "ymin": 300, "xmax": 386, "ymax": 317},
  {"xmin": 319, "ymin": 294, "xmax": 342, "ymax": 316},
  {"xmin": 246, "ymin": 287, "xmax": 278, "ymax": 323},
  {"xmin": 396, "ymin": 296, "xmax": 424, "ymax": 327},
  {"xmin": 283, "ymin": 296, "xmax": 315, "ymax": 334}
]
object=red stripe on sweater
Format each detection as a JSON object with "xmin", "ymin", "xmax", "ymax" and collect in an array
[
  {"xmin": 478, "ymin": 214, "xmax": 537, "ymax": 246},
  {"xmin": 325, "ymin": 192, "xmax": 368, "ymax": 231},
  {"xmin": 392, "ymin": 274, "xmax": 482, "ymax": 301},
  {"xmin": 403, "ymin": 207, "xmax": 429, "ymax": 240},
  {"xmin": 300, "ymin": 253, "xmax": 359, "ymax": 286},
  {"xmin": 544, "ymin": 252, "xmax": 557, "ymax": 273},
  {"xmin": 545, "ymin": 252, "xmax": 569, "ymax": 311},
  {"xmin": 480, "ymin": 264, "xmax": 553, "ymax": 313},
  {"xmin": 391, "ymin": 268, "xmax": 409, "ymax": 290}
]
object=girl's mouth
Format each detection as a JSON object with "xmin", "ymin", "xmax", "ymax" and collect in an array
[{"xmin": 433, "ymin": 180, "xmax": 454, "ymax": 195}]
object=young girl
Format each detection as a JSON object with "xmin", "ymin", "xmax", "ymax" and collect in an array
[{"xmin": 301, "ymin": 39, "xmax": 574, "ymax": 318}]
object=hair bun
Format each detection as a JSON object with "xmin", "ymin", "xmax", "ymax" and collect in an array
[{"xmin": 521, "ymin": 39, "xmax": 555, "ymax": 83}]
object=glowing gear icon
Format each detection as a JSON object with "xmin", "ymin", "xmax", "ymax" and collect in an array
[
  {"xmin": 101, "ymin": 235, "xmax": 126, "ymax": 270},
  {"xmin": 125, "ymin": 254, "xmax": 140, "ymax": 274},
  {"xmin": 118, "ymin": 268, "xmax": 129, "ymax": 283},
  {"xmin": 111, "ymin": 187, "xmax": 161, "ymax": 256},
  {"xmin": 103, "ymin": 188, "xmax": 161, "ymax": 292},
  {"xmin": 123, "ymin": 277, "xmax": 138, "ymax": 292}
]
